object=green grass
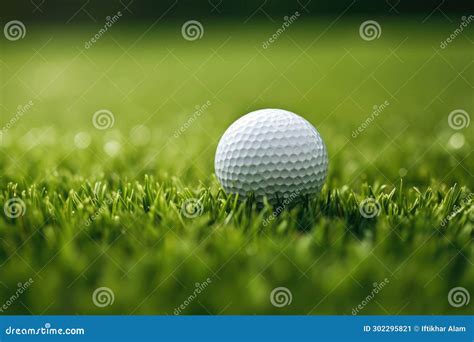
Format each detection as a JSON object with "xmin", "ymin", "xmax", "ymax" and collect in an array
[{"xmin": 0, "ymin": 19, "xmax": 472, "ymax": 314}]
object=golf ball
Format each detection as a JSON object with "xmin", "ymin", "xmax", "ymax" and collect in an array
[{"xmin": 215, "ymin": 108, "xmax": 328, "ymax": 202}]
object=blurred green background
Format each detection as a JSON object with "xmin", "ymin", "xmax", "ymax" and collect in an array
[
  {"xmin": 0, "ymin": 0, "xmax": 472, "ymax": 315},
  {"xmin": 2, "ymin": 19, "xmax": 472, "ymax": 185}
]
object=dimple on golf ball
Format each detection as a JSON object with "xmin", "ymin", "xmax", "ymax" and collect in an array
[{"xmin": 214, "ymin": 108, "xmax": 328, "ymax": 202}]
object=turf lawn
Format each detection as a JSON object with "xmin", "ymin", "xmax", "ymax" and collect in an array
[{"xmin": 0, "ymin": 18, "xmax": 472, "ymax": 314}]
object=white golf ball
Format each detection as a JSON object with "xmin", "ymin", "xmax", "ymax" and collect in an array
[{"xmin": 215, "ymin": 108, "xmax": 328, "ymax": 202}]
